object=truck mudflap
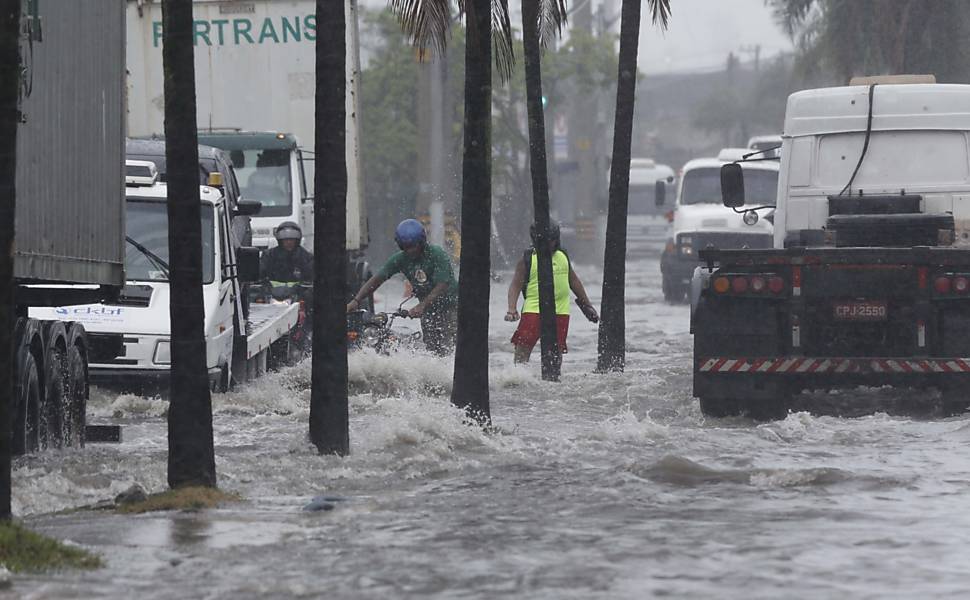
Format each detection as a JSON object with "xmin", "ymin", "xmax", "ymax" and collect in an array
[{"xmin": 697, "ymin": 357, "xmax": 970, "ymax": 374}]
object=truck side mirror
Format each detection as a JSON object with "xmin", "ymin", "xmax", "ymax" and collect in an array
[
  {"xmin": 720, "ymin": 163, "xmax": 745, "ymax": 208},
  {"xmin": 655, "ymin": 180, "xmax": 666, "ymax": 207},
  {"xmin": 236, "ymin": 246, "xmax": 261, "ymax": 282},
  {"xmin": 234, "ymin": 199, "xmax": 262, "ymax": 217}
]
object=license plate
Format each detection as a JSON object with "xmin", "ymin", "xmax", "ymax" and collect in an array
[{"xmin": 833, "ymin": 301, "xmax": 888, "ymax": 321}]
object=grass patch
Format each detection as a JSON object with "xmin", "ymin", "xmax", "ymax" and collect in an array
[
  {"xmin": 0, "ymin": 521, "xmax": 101, "ymax": 572},
  {"xmin": 117, "ymin": 486, "xmax": 241, "ymax": 514}
]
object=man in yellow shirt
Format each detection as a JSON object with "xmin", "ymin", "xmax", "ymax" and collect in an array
[{"xmin": 505, "ymin": 223, "xmax": 598, "ymax": 363}]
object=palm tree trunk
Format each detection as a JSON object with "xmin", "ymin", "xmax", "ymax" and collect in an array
[
  {"xmin": 521, "ymin": 0, "xmax": 560, "ymax": 382},
  {"xmin": 596, "ymin": 0, "xmax": 641, "ymax": 373},
  {"xmin": 450, "ymin": 0, "xmax": 492, "ymax": 423},
  {"xmin": 162, "ymin": 0, "xmax": 216, "ymax": 489},
  {"xmin": 310, "ymin": 0, "xmax": 350, "ymax": 455},
  {"xmin": 0, "ymin": 0, "xmax": 20, "ymax": 520}
]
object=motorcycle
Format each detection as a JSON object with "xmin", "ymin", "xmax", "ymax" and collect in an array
[
  {"xmin": 250, "ymin": 281, "xmax": 313, "ymax": 363},
  {"xmin": 347, "ymin": 298, "xmax": 422, "ymax": 355}
]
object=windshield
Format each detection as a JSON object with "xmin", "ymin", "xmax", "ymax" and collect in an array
[
  {"xmin": 126, "ymin": 200, "xmax": 215, "ymax": 283},
  {"xmin": 681, "ymin": 167, "xmax": 778, "ymax": 206},
  {"xmin": 226, "ymin": 148, "xmax": 293, "ymax": 217}
]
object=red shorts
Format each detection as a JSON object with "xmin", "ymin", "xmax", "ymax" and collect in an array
[{"xmin": 511, "ymin": 312, "xmax": 569, "ymax": 353}]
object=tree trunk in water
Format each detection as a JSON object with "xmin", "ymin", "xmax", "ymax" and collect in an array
[
  {"xmin": 0, "ymin": 0, "xmax": 19, "ymax": 520},
  {"xmin": 521, "ymin": 0, "xmax": 560, "ymax": 382},
  {"xmin": 310, "ymin": 0, "xmax": 349, "ymax": 454},
  {"xmin": 596, "ymin": 0, "xmax": 641, "ymax": 373},
  {"xmin": 162, "ymin": 0, "xmax": 216, "ymax": 489},
  {"xmin": 450, "ymin": 0, "xmax": 492, "ymax": 423}
]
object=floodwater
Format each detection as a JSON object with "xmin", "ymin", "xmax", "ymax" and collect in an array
[{"xmin": 8, "ymin": 228, "xmax": 970, "ymax": 599}]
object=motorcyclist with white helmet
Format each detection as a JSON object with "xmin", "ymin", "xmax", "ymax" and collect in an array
[
  {"xmin": 346, "ymin": 218, "xmax": 458, "ymax": 355},
  {"xmin": 260, "ymin": 221, "xmax": 314, "ymax": 284}
]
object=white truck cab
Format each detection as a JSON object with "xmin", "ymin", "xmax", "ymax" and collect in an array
[
  {"xmin": 660, "ymin": 148, "xmax": 779, "ymax": 302},
  {"xmin": 33, "ymin": 161, "xmax": 298, "ymax": 392}
]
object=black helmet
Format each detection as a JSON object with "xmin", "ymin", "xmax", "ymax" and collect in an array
[
  {"xmin": 274, "ymin": 221, "xmax": 302, "ymax": 242},
  {"xmin": 529, "ymin": 221, "xmax": 561, "ymax": 246}
]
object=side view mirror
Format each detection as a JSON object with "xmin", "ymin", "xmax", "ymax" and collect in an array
[
  {"xmin": 655, "ymin": 180, "xmax": 667, "ymax": 207},
  {"xmin": 234, "ymin": 199, "xmax": 262, "ymax": 217},
  {"xmin": 720, "ymin": 163, "xmax": 745, "ymax": 208},
  {"xmin": 236, "ymin": 246, "xmax": 261, "ymax": 283}
]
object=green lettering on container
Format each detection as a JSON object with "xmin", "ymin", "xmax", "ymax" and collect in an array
[
  {"xmin": 152, "ymin": 21, "xmax": 163, "ymax": 47},
  {"xmin": 233, "ymin": 19, "xmax": 254, "ymax": 44},
  {"xmin": 281, "ymin": 16, "xmax": 300, "ymax": 42},
  {"xmin": 194, "ymin": 20, "xmax": 212, "ymax": 46},
  {"xmin": 258, "ymin": 18, "xmax": 279, "ymax": 43},
  {"xmin": 211, "ymin": 19, "xmax": 229, "ymax": 45},
  {"xmin": 304, "ymin": 14, "xmax": 316, "ymax": 41}
]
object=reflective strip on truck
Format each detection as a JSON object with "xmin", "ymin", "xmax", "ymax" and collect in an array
[{"xmin": 697, "ymin": 358, "xmax": 970, "ymax": 374}]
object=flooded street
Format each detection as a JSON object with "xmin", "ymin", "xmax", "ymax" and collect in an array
[{"xmin": 9, "ymin": 236, "xmax": 970, "ymax": 599}]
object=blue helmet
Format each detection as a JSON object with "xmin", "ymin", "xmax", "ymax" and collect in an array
[{"xmin": 394, "ymin": 219, "xmax": 427, "ymax": 249}]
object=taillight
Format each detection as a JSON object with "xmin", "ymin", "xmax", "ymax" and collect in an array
[
  {"xmin": 713, "ymin": 274, "xmax": 785, "ymax": 295},
  {"xmin": 935, "ymin": 276, "xmax": 952, "ymax": 294},
  {"xmin": 956, "ymin": 277, "xmax": 969, "ymax": 293}
]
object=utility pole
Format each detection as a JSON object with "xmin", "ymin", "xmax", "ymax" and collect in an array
[
  {"xmin": 568, "ymin": 0, "xmax": 598, "ymax": 262},
  {"xmin": 416, "ymin": 48, "xmax": 450, "ymax": 250}
]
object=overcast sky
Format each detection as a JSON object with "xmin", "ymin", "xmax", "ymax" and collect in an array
[{"xmin": 358, "ymin": 0, "xmax": 794, "ymax": 75}]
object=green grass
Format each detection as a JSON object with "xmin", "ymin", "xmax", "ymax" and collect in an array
[
  {"xmin": 117, "ymin": 486, "xmax": 241, "ymax": 514},
  {"xmin": 0, "ymin": 521, "xmax": 101, "ymax": 573}
]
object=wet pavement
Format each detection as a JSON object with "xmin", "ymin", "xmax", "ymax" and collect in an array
[{"xmin": 8, "ymin": 236, "xmax": 970, "ymax": 599}]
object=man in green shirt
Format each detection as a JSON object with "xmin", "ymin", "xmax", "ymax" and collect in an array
[{"xmin": 346, "ymin": 219, "xmax": 458, "ymax": 355}]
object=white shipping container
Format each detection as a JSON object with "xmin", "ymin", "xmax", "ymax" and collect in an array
[{"xmin": 125, "ymin": 0, "xmax": 366, "ymax": 250}]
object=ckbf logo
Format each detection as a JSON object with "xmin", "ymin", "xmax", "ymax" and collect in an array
[{"xmin": 414, "ymin": 269, "xmax": 428, "ymax": 284}]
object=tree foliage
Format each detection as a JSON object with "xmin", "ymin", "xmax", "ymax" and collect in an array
[{"xmin": 768, "ymin": 0, "xmax": 970, "ymax": 84}]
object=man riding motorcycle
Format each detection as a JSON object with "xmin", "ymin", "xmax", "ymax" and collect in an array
[
  {"xmin": 260, "ymin": 221, "xmax": 313, "ymax": 285},
  {"xmin": 258, "ymin": 222, "xmax": 314, "ymax": 356}
]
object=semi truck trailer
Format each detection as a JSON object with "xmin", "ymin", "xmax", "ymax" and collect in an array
[
  {"xmin": 12, "ymin": 1, "xmax": 126, "ymax": 453},
  {"xmin": 692, "ymin": 77, "xmax": 970, "ymax": 419}
]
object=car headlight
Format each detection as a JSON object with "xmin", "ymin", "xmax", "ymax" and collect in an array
[{"xmin": 153, "ymin": 340, "xmax": 171, "ymax": 365}]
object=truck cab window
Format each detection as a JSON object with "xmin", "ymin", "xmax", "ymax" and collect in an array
[
  {"xmin": 125, "ymin": 199, "xmax": 216, "ymax": 284},
  {"xmin": 681, "ymin": 167, "xmax": 778, "ymax": 206}
]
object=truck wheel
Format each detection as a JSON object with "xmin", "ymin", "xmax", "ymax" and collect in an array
[
  {"xmin": 698, "ymin": 397, "xmax": 742, "ymax": 418},
  {"xmin": 940, "ymin": 386, "xmax": 969, "ymax": 416},
  {"xmin": 62, "ymin": 341, "xmax": 88, "ymax": 447},
  {"xmin": 662, "ymin": 276, "xmax": 684, "ymax": 303},
  {"xmin": 12, "ymin": 347, "xmax": 41, "ymax": 455},
  {"xmin": 741, "ymin": 397, "xmax": 790, "ymax": 422},
  {"xmin": 41, "ymin": 348, "xmax": 66, "ymax": 449},
  {"xmin": 268, "ymin": 336, "xmax": 290, "ymax": 371}
]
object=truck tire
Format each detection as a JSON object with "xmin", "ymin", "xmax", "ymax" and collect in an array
[
  {"xmin": 268, "ymin": 336, "xmax": 290, "ymax": 371},
  {"xmin": 62, "ymin": 325, "xmax": 88, "ymax": 448},
  {"xmin": 940, "ymin": 385, "xmax": 970, "ymax": 417},
  {"xmin": 12, "ymin": 345, "xmax": 41, "ymax": 455},
  {"xmin": 41, "ymin": 321, "xmax": 69, "ymax": 449},
  {"xmin": 698, "ymin": 397, "xmax": 742, "ymax": 418},
  {"xmin": 662, "ymin": 276, "xmax": 685, "ymax": 303},
  {"xmin": 741, "ymin": 398, "xmax": 790, "ymax": 422}
]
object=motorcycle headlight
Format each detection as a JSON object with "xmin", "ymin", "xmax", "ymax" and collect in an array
[{"xmin": 362, "ymin": 326, "xmax": 381, "ymax": 347}]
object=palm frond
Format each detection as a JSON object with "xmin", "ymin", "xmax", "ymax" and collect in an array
[
  {"xmin": 646, "ymin": 0, "xmax": 671, "ymax": 30},
  {"xmin": 492, "ymin": 0, "xmax": 515, "ymax": 81},
  {"xmin": 389, "ymin": 0, "xmax": 454, "ymax": 55},
  {"xmin": 538, "ymin": 0, "xmax": 568, "ymax": 47},
  {"xmin": 767, "ymin": 0, "xmax": 817, "ymax": 38}
]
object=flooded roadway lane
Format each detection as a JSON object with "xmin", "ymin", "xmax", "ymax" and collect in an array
[{"xmin": 8, "ymin": 238, "xmax": 970, "ymax": 599}]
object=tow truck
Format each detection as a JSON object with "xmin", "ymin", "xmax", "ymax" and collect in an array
[
  {"xmin": 692, "ymin": 76, "xmax": 970, "ymax": 419},
  {"xmin": 34, "ymin": 162, "xmax": 299, "ymax": 392}
]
